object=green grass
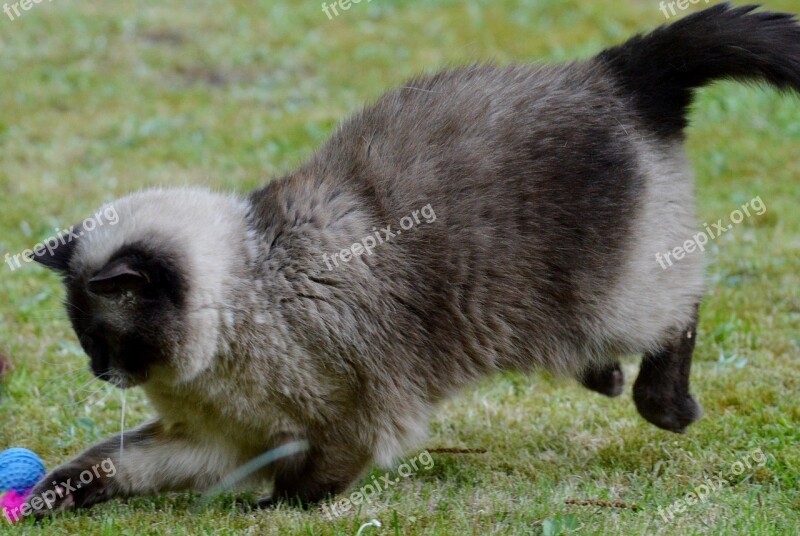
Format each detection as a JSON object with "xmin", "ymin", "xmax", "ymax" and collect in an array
[{"xmin": 1, "ymin": 0, "xmax": 799, "ymax": 534}]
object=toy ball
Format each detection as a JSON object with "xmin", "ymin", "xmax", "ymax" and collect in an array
[
  {"xmin": 0, "ymin": 491, "xmax": 28, "ymax": 523},
  {"xmin": 0, "ymin": 448, "xmax": 46, "ymax": 495}
]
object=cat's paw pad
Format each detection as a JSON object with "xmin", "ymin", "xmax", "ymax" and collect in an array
[{"xmin": 633, "ymin": 389, "xmax": 703, "ymax": 433}]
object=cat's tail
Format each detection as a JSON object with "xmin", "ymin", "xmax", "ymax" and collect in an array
[{"xmin": 597, "ymin": 3, "xmax": 800, "ymax": 138}]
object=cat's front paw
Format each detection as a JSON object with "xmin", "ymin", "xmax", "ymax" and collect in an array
[{"xmin": 23, "ymin": 462, "xmax": 115, "ymax": 519}]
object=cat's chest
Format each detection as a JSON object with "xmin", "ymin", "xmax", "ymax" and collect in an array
[{"xmin": 144, "ymin": 380, "xmax": 284, "ymax": 450}]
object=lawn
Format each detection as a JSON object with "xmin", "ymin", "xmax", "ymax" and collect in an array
[{"xmin": 0, "ymin": 0, "xmax": 798, "ymax": 534}]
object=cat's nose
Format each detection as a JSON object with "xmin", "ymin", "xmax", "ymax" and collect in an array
[
  {"xmin": 81, "ymin": 329, "xmax": 112, "ymax": 380},
  {"xmin": 89, "ymin": 346, "xmax": 111, "ymax": 380}
]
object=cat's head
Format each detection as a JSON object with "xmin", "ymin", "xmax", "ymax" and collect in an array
[{"xmin": 32, "ymin": 188, "xmax": 251, "ymax": 389}]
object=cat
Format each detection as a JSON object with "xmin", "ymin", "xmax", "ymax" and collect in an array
[{"xmin": 25, "ymin": 3, "xmax": 800, "ymax": 516}]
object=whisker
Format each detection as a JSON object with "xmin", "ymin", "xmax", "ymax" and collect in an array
[
  {"xmin": 64, "ymin": 302, "xmax": 90, "ymax": 316},
  {"xmin": 67, "ymin": 383, "xmax": 113, "ymax": 407},
  {"xmin": 38, "ymin": 372, "xmax": 96, "ymax": 397},
  {"xmin": 32, "ymin": 363, "xmax": 86, "ymax": 375},
  {"xmin": 196, "ymin": 440, "xmax": 310, "ymax": 510},
  {"xmin": 120, "ymin": 390, "xmax": 127, "ymax": 463},
  {"xmin": 15, "ymin": 314, "xmax": 70, "ymax": 322},
  {"xmin": 47, "ymin": 372, "xmax": 108, "ymax": 398},
  {"xmin": 84, "ymin": 383, "xmax": 115, "ymax": 409},
  {"xmin": 47, "ymin": 371, "xmax": 91, "ymax": 385},
  {"xmin": 35, "ymin": 363, "xmax": 88, "ymax": 374},
  {"xmin": 67, "ymin": 373, "xmax": 102, "ymax": 391}
]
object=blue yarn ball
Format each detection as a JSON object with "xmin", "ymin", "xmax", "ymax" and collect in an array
[{"xmin": 0, "ymin": 448, "xmax": 46, "ymax": 494}]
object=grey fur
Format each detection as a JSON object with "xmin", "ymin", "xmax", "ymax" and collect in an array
[{"xmin": 26, "ymin": 4, "xmax": 799, "ymax": 514}]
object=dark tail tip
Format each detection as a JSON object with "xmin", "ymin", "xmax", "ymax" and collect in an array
[{"xmin": 598, "ymin": 3, "xmax": 800, "ymax": 138}]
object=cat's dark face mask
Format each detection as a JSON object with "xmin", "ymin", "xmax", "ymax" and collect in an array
[{"xmin": 32, "ymin": 233, "xmax": 189, "ymax": 389}]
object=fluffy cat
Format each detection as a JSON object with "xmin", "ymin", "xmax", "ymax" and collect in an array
[{"xmin": 26, "ymin": 3, "xmax": 800, "ymax": 515}]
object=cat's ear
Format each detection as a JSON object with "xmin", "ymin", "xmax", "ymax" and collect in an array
[
  {"xmin": 30, "ymin": 229, "xmax": 81, "ymax": 274},
  {"xmin": 88, "ymin": 257, "xmax": 150, "ymax": 296}
]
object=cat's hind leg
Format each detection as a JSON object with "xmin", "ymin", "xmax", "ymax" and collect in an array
[
  {"xmin": 633, "ymin": 306, "xmax": 703, "ymax": 433},
  {"xmin": 257, "ymin": 440, "xmax": 370, "ymax": 508},
  {"xmin": 579, "ymin": 361, "xmax": 625, "ymax": 397}
]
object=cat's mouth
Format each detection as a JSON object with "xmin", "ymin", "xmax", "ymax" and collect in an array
[
  {"xmin": 81, "ymin": 333, "xmax": 151, "ymax": 389},
  {"xmin": 94, "ymin": 368, "xmax": 144, "ymax": 390}
]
